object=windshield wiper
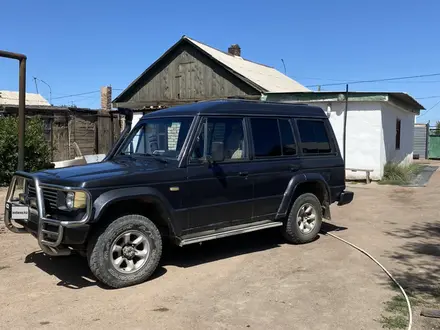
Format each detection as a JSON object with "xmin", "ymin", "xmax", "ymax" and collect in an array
[
  {"xmin": 150, "ymin": 154, "xmax": 168, "ymax": 164},
  {"xmin": 119, "ymin": 152, "xmax": 168, "ymax": 164}
]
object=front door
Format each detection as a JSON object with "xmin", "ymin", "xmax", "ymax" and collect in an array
[{"xmin": 184, "ymin": 116, "xmax": 253, "ymax": 232}]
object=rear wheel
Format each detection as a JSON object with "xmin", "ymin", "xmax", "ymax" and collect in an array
[
  {"xmin": 87, "ymin": 214, "xmax": 162, "ymax": 288},
  {"xmin": 282, "ymin": 193, "xmax": 322, "ymax": 244}
]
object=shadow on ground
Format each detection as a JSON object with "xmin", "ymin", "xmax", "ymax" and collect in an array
[
  {"xmin": 24, "ymin": 252, "xmax": 167, "ymax": 290},
  {"xmin": 384, "ymin": 221, "xmax": 440, "ymax": 302},
  {"xmin": 23, "ymin": 221, "xmax": 345, "ymax": 289},
  {"xmin": 162, "ymin": 228, "xmax": 285, "ymax": 268}
]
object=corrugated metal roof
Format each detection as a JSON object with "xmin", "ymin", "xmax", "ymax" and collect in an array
[
  {"xmin": 0, "ymin": 91, "xmax": 50, "ymax": 106},
  {"xmin": 185, "ymin": 37, "xmax": 309, "ymax": 93}
]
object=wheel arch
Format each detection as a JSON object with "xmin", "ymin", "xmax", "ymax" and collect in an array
[
  {"xmin": 276, "ymin": 173, "xmax": 331, "ymax": 220},
  {"xmin": 92, "ymin": 187, "xmax": 177, "ymax": 238}
]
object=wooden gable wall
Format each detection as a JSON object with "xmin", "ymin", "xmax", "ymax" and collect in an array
[{"xmin": 115, "ymin": 42, "xmax": 261, "ymax": 108}]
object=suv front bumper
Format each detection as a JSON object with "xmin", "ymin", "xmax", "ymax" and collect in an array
[{"xmin": 3, "ymin": 172, "xmax": 92, "ymax": 256}]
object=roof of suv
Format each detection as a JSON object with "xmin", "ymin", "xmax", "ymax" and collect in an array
[{"xmin": 143, "ymin": 99, "xmax": 326, "ymax": 118}]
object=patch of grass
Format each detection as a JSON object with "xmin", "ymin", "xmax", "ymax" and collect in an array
[
  {"xmin": 379, "ymin": 162, "xmax": 424, "ymax": 185},
  {"xmin": 379, "ymin": 314, "xmax": 408, "ymax": 329},
  {"xmin": 379, "ymin": 294, "xmax": 414, "ymax": 329},
  {"xmin": 379, "ymin": 282, "xmax": 440, "ymax": 329}
]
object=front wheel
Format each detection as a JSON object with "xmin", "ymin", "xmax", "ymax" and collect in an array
[
  {"xmin": 87, "ymin": 214, "xmax": 162, "ymax": 288},
  {"xmin": 282, "ymin": 193, "xmax": 323, "ymax": 244}
]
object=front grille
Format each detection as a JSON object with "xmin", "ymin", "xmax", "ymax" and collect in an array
[
  {"xmin": 27, "ymin": 181, "xmax": 59, "ymax": 212},
  {"xmin": 42, "ymin": 188, "xmax": 58, "ymax": 210}
]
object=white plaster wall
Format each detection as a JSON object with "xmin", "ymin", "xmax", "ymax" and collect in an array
[
  {"xmin": 380, "ymin": 103, "xmax": 415, "ymax": 167},
  {"xmin": 307, "ymin": 101, "xmax": 383, "ymax": 180}
]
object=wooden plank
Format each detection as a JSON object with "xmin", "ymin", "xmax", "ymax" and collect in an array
[{"xmin": 421, "ymin": 309, "xmax": 440, "ymax": 318}]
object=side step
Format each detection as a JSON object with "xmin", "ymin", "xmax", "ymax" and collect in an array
[{"xmin": 179, "ymin": 220, "xmax": 283, "ymax": 246}]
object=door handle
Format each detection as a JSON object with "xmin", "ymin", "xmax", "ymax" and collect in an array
[
  {"xmin": 290, "ymin": 165, "xmax": 301, "ymax": 171},
  {"xmin": 238, "ymin": 171, "xmax": 249, "ymax": 176}
]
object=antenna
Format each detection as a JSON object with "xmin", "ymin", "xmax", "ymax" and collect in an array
[
  {"xmin": 281, "ymin": 59, "xmax": 287, "ymax": 75},
  {"xmin": 33, "ymin": 77, "xmax": 39, "ymax": 94}
]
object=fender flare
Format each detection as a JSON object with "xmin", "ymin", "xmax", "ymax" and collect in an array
[
  {"xmin": 275, "ymin": 173, "xmax": 331, "ymax": 219},
  {"xmin": 91, "ymin": 187, "xmax": 176, "ymax": 236}
]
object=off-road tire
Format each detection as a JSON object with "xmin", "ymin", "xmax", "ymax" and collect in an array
[
  {"xmin": 282, "ymin": 193, "xmax": 322, "ymax": 244},
  {"xmin": 87, "ymin": 214, "xmax": 162, "ymax": 288}
]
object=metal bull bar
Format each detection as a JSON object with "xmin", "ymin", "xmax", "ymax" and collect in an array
[{"xmin": 4, "ymin": 172, "xmax": 92, "ymax": 256}]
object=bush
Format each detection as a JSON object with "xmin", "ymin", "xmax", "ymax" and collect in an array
[
  {"xmin": 0, "ymin": 116, "xmax": 52, "ymax": 186},
  {"xmin": 380, "ymin": 162, "xmax": 423, "ymax": 185}
]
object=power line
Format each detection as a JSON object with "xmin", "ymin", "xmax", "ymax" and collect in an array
[
  {"xmin": 417, "ymin": 95, "xmax": 440, "ymax": 100},
  {"xmin": 51, "ymin": 90, "xmax": 100, "ymax": 100},
  {"xmin": 305, "ymin": 73, "xmax": 440, "ymax": 88},
  {"xmin": 418, "ymin": 99, "xmax": 440, "ymax": 117},
  {"xmin": 51, "ymin": 88, "xmax": 124, "ymax": 100}
]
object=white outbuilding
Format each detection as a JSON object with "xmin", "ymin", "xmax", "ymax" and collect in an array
[{"xmin": 261, "ymin": 91, "xmax": 424, "ymax": 181}]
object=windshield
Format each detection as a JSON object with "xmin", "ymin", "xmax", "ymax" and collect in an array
[{"xmin": 119, "ymin": 117, "xmax": 194, "ymax": 159}]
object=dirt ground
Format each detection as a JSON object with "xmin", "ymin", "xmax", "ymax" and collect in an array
[{"xmin": 1, "ymin": 165, "xmax": 440, "ymax": 330}]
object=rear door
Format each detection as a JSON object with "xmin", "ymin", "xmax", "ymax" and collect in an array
[
  {"xmin": 293, "ymin": 118, "xmax": 345, "ymax": 203},
  {"xmin": 247, "ymin": 117, "xmax": 301, "ymax": 222}
]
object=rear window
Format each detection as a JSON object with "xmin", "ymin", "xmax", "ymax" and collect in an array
[{"xmin": 297, "ymin": 120, "xmax": 332, "ymax": 154}]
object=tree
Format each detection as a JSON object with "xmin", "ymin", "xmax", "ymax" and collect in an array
[{"xmin": 0, "ymin": 116, "xmax": 53, "ymax": 185}]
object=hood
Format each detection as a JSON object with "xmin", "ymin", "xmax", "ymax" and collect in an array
[{"xmin": 34, "ymin": 157, "xmax": 167, "ymax": 188}]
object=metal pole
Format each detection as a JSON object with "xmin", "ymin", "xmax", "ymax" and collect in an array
[
  {"xmin": 343, "ymin": 84, "xmax": 349, "ymax": 165},
  {"xmin": 18, "ymin": 58, "xmax": 26, "ymax": 171},
  {"xmin": 0, "ymin": 50, "xmax": 27, "ymax": 172}
]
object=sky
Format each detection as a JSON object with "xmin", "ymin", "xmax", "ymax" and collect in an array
[{"xmin": 1, "ymin": 0, "xmax": 440, "ymax": 123}]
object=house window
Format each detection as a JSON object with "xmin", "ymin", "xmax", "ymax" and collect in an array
[{"xmin": 396, "ymin": 119, "xmax": 401, "ymax": 150}]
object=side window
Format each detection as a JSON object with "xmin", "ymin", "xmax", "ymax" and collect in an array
[
  {"xmin": 251, "ymin": 118, "xmax": 281, "ymax": 158},
  {"xmin": 297, "ymin": 120, "xmax": 332, "ymax": 154},
  {"xmin": 279, "ymin": 119, "xmax": 297, "ymax": 155},
  {"xmin": 191, "ymin": 117, "xmax": 246, "ymax": 162}
]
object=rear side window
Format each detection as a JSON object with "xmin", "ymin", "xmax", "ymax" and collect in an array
[
  {"xmin": 251, "ymin": 118, "xmax": 281, "ymax": 157},
  {"xmin": 250, "ymin": 118, "xmax": 297, "ymax": 158},
  {"xmin": 297, "ymin": 120, "xmax": 332, "ymax": 154}
]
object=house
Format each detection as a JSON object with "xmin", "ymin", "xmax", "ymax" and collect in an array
[
  {"xmin": 113, "ymin": 35, "xmax": 309, "ymax": 110},
  {"xmin": 261, "ymin": 91, "xmax": 425, "ymax": 180},
  {"xmin": 0, "ymin": 90, "xmax": 50, "ymax": 106}
]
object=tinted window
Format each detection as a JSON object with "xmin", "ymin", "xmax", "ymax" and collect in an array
[
  {"xmin": 251, "ymin": 118, "xmax": 281, "ymax": 158},
  {"xmin": 191, "ymin": 117, "xmax": 246, "ymax": 162},
  {"xmin": 297, "ymin": 120, "xmax": 332, "ymax": 154},
  {"xmin": 279, "ymin": 119, "xmax": 296, "ymax": 155}
]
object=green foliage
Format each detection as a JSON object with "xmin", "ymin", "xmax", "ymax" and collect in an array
[
  {"xmin": 380, "ymin": 162, "xmax": 423, "ymax": 185},
  {"xmin": 0, "ymin": 116, "xmax": 53, "ymax": 186}
]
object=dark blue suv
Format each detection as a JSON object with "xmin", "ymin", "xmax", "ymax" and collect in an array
[{"xmin": 4, "ymin": 100, "xmax": 353, "ymax": 288}]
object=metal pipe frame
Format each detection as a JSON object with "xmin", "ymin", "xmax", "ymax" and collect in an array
[{"xmin": 0, "ymin": 50, "xmax": 27, "ymax": 171}]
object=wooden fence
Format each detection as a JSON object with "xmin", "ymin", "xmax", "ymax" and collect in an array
[
  {"xmin": 2, "ymin": 106, "xmax": 121, "ymax": 162},
  {"xmin": 48, "ymin": 111, "xmax": 121, "ymax": 161}
]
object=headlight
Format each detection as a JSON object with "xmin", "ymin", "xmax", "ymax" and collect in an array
[
  {"xmin": 65, "ymin": 191, "xmax": 87, "ymax": 210},
  {"xmin": 66, "ymin": 192, "xmax": 75, "ymax": 209}
]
